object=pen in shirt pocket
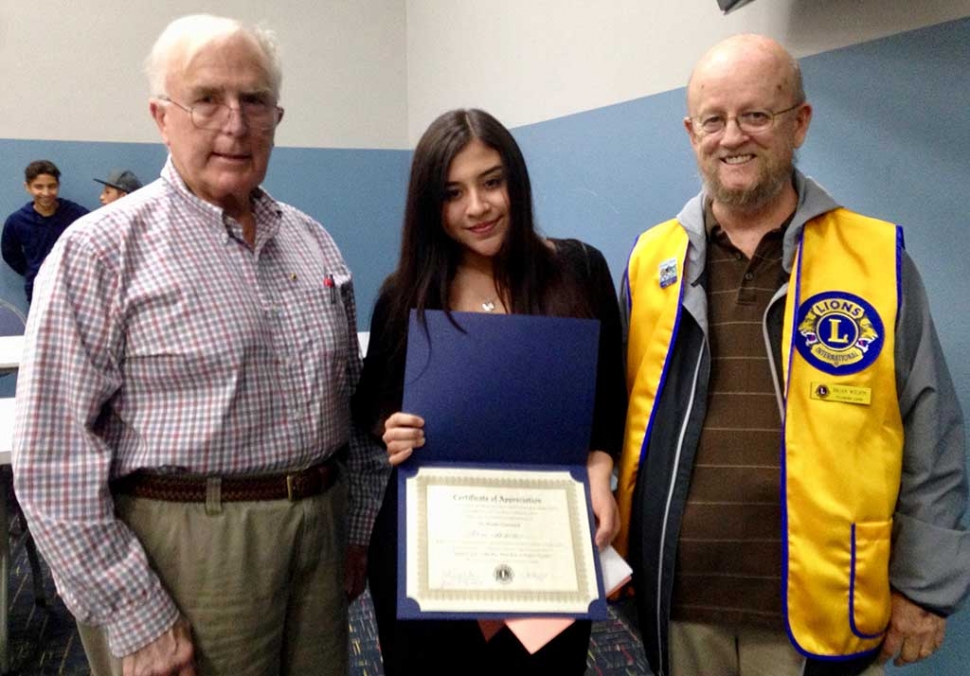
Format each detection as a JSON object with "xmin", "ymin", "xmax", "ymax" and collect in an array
[{"xmin": 324, "ymin": 273, "xmax": 336, "ymax": 304}]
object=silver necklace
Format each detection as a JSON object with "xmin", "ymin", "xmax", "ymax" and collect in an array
[{"xmin": 456, "ymin": 267, "xmax": 499, "ymax": 312}]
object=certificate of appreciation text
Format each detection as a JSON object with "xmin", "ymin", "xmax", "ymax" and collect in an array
[{"xmin": 404, "ymin": 466, "xmax": 600, "ymax": 615}]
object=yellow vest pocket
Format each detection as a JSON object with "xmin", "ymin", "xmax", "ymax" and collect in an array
[{"xmin": 849, "ymin": 520, "xmax": 892, "ymax": 638}]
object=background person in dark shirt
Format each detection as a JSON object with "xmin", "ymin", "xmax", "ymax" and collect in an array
[{"xmin": 1, "ymin": 160, "xmax": 89, "ymax": 303}]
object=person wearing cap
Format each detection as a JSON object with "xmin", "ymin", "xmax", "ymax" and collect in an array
[
  {"xmin": 94, "ymin": 169, "xmax": 143, "ymax": 205},
  {"xmin": 12, "ymin": 14, "xmax": 387, "ymax": 676}
]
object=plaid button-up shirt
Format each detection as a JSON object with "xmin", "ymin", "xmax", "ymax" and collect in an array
[{"xmin": 12, "ymin": 158, "xmax": 388, "ymax": 656}]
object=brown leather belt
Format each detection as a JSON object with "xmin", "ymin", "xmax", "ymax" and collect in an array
[{"xmin": 112, "ymin": 462, "xmax": 338, "ymax": 503}]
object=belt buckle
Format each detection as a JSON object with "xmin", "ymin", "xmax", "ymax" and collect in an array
[{"xmin": 286, "ymin": 474, "xmax": 297, "ymax": 501}]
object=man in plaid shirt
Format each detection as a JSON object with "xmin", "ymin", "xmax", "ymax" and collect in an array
[{"xmin": 13, "ymin": 14, "xmax": 387, "ymax": 676}]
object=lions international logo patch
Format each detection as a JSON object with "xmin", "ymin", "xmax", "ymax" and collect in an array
[{"xmin": 795, "ymin": 291, "xmax": 884, "ymax": 375}]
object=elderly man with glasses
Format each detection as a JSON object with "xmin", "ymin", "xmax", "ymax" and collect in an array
[
  {"xmin": 617, "ymin": 34, "xmax": 968, "ymax": 676},
  {"xmin": 13, "ymin": 14, "xmax": 387, "ymax": 676}
]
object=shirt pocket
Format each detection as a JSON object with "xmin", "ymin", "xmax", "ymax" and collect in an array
[
  {"xmin": 289, "ymin": 279, "xmax": 353, "ymax": 405},
  {"xmin": 123, "ymin": 288, "xmax": 243, "ymax": 396}
]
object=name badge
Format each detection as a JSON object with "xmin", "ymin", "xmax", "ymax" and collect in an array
[{"xmin": 810, "ymin": 381, "xmax": 872, "ymax": 406}]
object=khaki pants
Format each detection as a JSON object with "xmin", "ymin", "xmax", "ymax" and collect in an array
[
  {"xmin": 78, "ymin": 477, "xmax": 349, "ymax": 676},
  {"xmin": 670, "ymin": 622, "xmax": 885, "ymax": 676}
]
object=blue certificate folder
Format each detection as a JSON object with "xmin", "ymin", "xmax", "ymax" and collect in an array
[{"xmin": 397, "ymin": 309, "xmax": 608, "ymax": 620}]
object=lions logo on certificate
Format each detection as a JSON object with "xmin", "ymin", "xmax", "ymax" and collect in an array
[
  {"xmin": 795, "ymin": 291, "xmax": 884, "ymax": 376},
  {"xmin": 494, "ymin": 564, "xmax": 514, "ymax": 584}
]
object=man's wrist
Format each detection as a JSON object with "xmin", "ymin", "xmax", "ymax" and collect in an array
[{"xmin": 105, "ymin": 588, "xmax": 181, "ymax": 658}]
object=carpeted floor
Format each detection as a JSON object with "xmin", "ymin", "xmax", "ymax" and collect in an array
[{"xmin": 4, "ymin": 528, "xmax": 650, "ymax": 675}]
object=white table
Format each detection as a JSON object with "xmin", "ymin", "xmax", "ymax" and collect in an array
[
  {"xmin": 0, "ymin": 397, "xmax": 12, "ymax": 465},
  {"xmin": 0, "ymin": 337, "xmax": 22, "ymax": 374},
  {"xmin": 0, "ymin": 333, "xmax": 364, "ymax": 369}
]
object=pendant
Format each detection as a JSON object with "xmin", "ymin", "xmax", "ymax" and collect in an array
[{"xmin": 481, "ymin": 300, "xmax": 496, "ymax": 312}]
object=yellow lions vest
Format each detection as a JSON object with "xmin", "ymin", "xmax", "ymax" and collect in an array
[{"xmin": 618, "ymin": 209, "xmax": 903, "ymax": 659}]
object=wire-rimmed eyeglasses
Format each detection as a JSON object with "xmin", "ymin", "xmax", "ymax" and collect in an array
[
  {"xmin": 160, "ymin": 96, "xmax": 284, "ymax": 131},
  {"xmin": 689, "ymin": 102, "xmax": 803, "ymax": 137}
]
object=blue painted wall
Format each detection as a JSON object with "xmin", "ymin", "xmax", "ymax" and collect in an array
[
  {"xmin": 0, "ymin": 140, "xmax": 166, "ymax": 316},
  {"xmin": 253, "ymin": 146, "xmax": 410, "ymax": 328},
  {"xmin": 0, "ymin": 140, "xmax": 410, "ymax": 329},
  {"xmin": 0, "ymin": 141, "xmax": 408, "ymax": 398}
]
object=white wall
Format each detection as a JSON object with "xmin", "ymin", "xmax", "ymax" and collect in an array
[
  {"xmin": 6, "ymin": 0, "xmax": 966, "ymax": 149},
  {"xmin": 405, "ymin": 0, "xmax": 970, "ymax": 143},
  {"xmin": 0, "ymin": 0, "xmax": 409, "ymax": 150}
]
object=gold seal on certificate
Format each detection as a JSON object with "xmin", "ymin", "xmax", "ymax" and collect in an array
[{"xmin": 405, "ymin": 466, "xmax": 600, "ymax": 615}]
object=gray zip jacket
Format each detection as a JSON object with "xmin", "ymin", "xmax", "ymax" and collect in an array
[{"xmin": 622, "ymin": 170, "xmax": 969, "ymax": 676}]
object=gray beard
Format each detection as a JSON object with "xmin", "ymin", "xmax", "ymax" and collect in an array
[{"xmin": 704, "ymin": 165, "xmax": 790, "ymax": 211}]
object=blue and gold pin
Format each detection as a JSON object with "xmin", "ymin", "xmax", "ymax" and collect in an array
[{"xmin": 659, "ymin": 258, "xmax": 678, "ymax": 288}]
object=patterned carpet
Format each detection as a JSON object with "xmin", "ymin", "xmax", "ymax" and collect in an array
[{"xmin": 5, "ymin": 530, "xmax": 650, "ymax": 675}]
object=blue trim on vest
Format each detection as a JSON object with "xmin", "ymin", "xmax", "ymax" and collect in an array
[
  {"xmin": 895, "ymin": 226, "xmax": 904, "ymax": 324},
  {"xmin": 781, "ymin": 226, "xmax": 806, "ymax": 655},
  {"xmin": 635, "ymin": 237, "xmax": 688, "ymax": 468}
]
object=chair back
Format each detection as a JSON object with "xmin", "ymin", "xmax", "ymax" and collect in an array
[{"xmin": 0, "ymin": 299, "xmax": 26, "ymax": 337}]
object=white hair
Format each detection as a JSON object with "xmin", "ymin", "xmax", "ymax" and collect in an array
[{"xmin": 145, "ymin": 14, "xmax": 283, "ymax": 100}]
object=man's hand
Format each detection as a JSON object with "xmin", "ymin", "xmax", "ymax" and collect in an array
[
  {"xmin": 122, "ymin": 616, "xmax": 196, "ymax": 676},
  {"xmin": 879, "ymin": 591, "xmax": 946, "ymax": 667},
  {"xmin": 344, "ymin": 543, "xmax": 368, "ymax": 601}
]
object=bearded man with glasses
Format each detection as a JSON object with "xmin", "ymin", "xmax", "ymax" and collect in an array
[
  {"xmin": 617, "ymin": 33, "xmax": 968, "ymax": 676},
  {"xmin": 13, "ymin": 13, "xmax": 387, "ymax": 676}
]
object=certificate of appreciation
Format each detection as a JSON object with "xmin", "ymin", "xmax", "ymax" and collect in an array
[
  {"xmin": 404, "ymin": 466, "xmax": 600, "ymax": 615},
  {"xmin": 398, "ymin": 310, "xmax": 607, "ymax": 620}
]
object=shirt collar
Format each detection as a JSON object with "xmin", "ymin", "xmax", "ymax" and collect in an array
[
  {"xmin": 703, "ymin": 197, "xmax": 796, "ymax": 242},
  {"xmin": 160, "ymin": 156, "xmax": 283, "ymax": 247}
]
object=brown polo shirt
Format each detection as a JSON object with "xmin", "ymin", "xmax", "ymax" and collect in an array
[{"xmin": 671, "ymin": 202, "xmax": 792, "ymax": 629}]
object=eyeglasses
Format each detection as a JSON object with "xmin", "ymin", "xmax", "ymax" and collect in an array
[
  {"xmin": 690, "ymin": 103, "xmax": 803, "ymax": 137},
  {"xmin": 160, "ymin": 96, "xmax": 283, "ymax": 131}
]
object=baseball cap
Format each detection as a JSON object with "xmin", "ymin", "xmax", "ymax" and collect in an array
[{"xmin": 94, "ymin": 169, "xmax": 143, "ymax": 194}]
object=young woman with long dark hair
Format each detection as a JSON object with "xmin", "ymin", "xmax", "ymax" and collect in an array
[{"xmin": 353, "ymin": 109, "xmax": 625, "ymax": 674}]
